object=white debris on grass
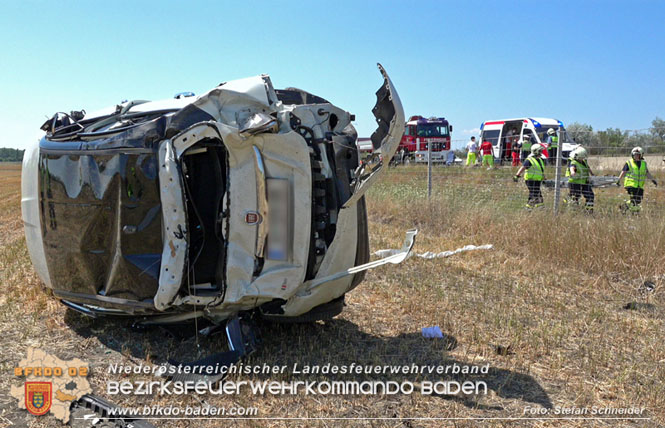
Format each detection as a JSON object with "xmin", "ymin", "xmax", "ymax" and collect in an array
[{"xmin": 374, "ymin": 244, "xmax": 493, "ymax": 259}]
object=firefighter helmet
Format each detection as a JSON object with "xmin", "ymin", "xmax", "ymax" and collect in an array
[
  {"xmin": 572, "ymin": 147, "xmax": 588, "ymax": 160},
  {"xmin": 631, "ymin": 147, "xmax": 644, "ymax": 157},
  {"xmin": 547, "ymin": 128, "xmax": 556, "ymax": 135},
  {"xmin": 531, "ymin": 144, "xmax": 544, "ymax": 155}
]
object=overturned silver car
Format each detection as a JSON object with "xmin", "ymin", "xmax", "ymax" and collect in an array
[{"xmin": 22, "ymin": 64, "xmax": 415, "ymax": 328}]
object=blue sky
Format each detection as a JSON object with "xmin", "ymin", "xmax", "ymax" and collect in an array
[{"xmin": 1, "ymin": 0, "xmax": 663, "ymax": 150}]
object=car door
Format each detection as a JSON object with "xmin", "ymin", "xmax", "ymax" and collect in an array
[{"xmin": 343, "ymin": 64, "xmax": 405, "ymax": 208}]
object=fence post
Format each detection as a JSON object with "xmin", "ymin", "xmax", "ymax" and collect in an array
[
  {"xmin": 553, "ymin": 129, "xmax": 563, "ymax": 214},
  {"xmin": 427, "ymin": 140, "xmax": 432, "ymax": 199}
]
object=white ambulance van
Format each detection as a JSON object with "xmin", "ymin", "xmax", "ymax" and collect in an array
[{"xmin": 479, "ymin": 117, "xmax": 578, "ymax": 163}]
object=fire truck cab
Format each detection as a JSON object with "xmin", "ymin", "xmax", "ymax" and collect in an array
[{"xmin": 401, "ymin": 116, "xmax": 452, "ymax": 163}]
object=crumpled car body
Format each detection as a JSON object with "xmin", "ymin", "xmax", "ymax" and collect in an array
[{"xmin": 21, "ymin": 64, "xmax": 413, "ymax": 324}]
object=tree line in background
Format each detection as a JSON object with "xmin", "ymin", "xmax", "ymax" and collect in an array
[
  {"xmin": 0, "ymin": 148, "xmax": 24, "ymax": 162},
  {"xmin": 567, "ymin": 117, "xmax": 665, "ymax": 156}
]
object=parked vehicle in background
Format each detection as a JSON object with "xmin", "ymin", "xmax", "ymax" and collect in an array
[
  {"xmin": 359, "ymin": 115, "xmax": 453, "ymax": 165},
  {"xmin": 479, "ymin": 118, "xmax": 578, "ymax": 164},
  {"xmin": 403, "ymin": 116, "xmax": 452, "ymax": 163}
]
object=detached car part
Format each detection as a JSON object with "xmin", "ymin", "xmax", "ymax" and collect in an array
[
  {"xmin": 542, "ymin": 175, "xmax": 621, "ymax": 189},
  {"xmin": 22, "ymin": 64, "xmax": 414, "ymax": 325}
]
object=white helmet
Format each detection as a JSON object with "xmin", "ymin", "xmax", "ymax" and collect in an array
[
  {"xmin": 531, "ymin": 144, "xmax": 544, "ymax": 155},
  {"xmin": 572, "ymin": 147, "xmax": 588, "ymax": 160},
  {"xmin": 547, "ymin": 128, "xmax": 556, "ymax": 135},
  {"xmin": 631, "ymin": 147, "xmax": 644, "ymax": 157}
]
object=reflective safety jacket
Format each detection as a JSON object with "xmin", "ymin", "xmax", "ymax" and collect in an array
[
  {"xmin": 548, "ymin": 135, "xmax": 558, "ymax": 149},
  {"xmin": 567, "ymin": 159, "xmax": 590, "ymax": 184},
  {"xmin": 521, "ymin": 139, "xmax": 532, "ymax": 153},
  {"xmin": 624, "ymin": 159, "xmax": 647, "ymax": 189},
  {"xmin": 525, "ymin": 155, "xmax": 545, "ymax": 181}
]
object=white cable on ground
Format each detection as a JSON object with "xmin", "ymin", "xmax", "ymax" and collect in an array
[{"xmin": 374, "ymin": 244, "xmax": 493, "ymax": 259}]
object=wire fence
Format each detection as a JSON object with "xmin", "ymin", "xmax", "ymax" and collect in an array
[{"xmin": 385, "ymin": 128, "xmax": 665, "ymax": 215}]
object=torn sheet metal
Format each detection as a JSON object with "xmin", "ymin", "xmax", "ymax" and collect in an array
[
  {"xmin": 304, "ymin": 229, "xmax": 417, "ymax": 292},
  {"xmin": 239, "ymin": 112, "xmax": 279, "ymax": 137},
  {"xmin": 343, "ymin": 64, "xmax": 405, "ymax": 208},
  {"xmin": 156, "ymin": 139, "xmax": 187, "ymax": 310}
]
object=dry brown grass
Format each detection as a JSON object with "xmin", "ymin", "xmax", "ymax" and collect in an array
[
  {"xmin": 1, "ymin": 162, "xmax": 664, "ymax": 427},
  {"xmin": 589, "ymin": 155, "xmax": 665, "ymax": 172}
]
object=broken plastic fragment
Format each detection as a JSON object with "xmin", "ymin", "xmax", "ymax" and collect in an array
[{"xmin": 422, "ymin": 326, "xmax": 444, "ymax": 338}]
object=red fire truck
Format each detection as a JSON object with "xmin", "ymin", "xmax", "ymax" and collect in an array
[
  {"xmin": 358, "ymin": 115, "xmax": 452, "ymax": 164},
  {"xmin": 400, "ymin": 115, "xmax": 452, "ymax": 163}
]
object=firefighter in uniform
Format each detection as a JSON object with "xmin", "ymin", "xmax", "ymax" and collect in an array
[
  {"xmin": 564, "ymin": 147, "xmax": 594, "ymax": 212},
  {"xmin": 465, "ymin": 136, "xmax": 478, "ymax": 166},
  {"xmin": 513, "ymin": 144, "xmax": 545, "ymax": 209},
  {"xmin": 546, "ymin": 128, "xmax": 558, "ymax": 165},
  {"xmin": 617, "ymin": 146, "xmax": 658, "ymax": 212}
]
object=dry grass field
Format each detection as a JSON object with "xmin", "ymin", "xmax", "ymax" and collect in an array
[
  {"xmin": 587, "ymin": 155, "xmax": 665, "ymax": 172},
  {"xmin": 1, "ymin": 161, "xmax": 664, "ymax": 427}
]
